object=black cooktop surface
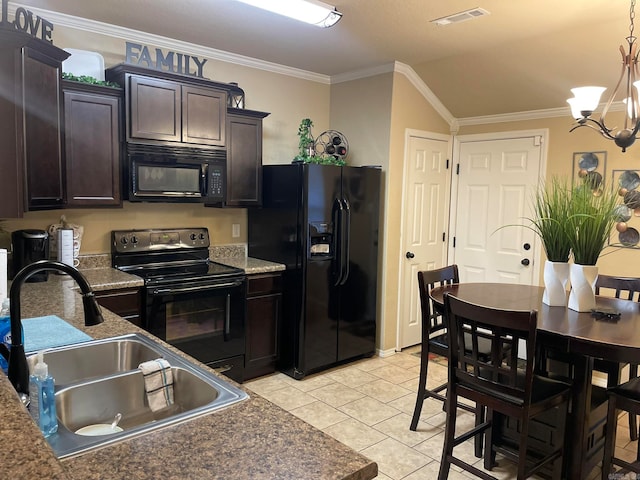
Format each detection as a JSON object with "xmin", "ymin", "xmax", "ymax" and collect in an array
[{"xmin": 124, "ymin": 261, "xmax": 244, "ymax": 285}]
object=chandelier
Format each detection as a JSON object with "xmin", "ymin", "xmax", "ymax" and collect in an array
[{"xmin": 567, "ymin": 0, "xmax": 640, "ymax": 152}]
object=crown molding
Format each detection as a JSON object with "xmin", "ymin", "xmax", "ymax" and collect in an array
[
  {"xmin": 331, "ymin": 61, "xmax": 457, "ymax": 130},
  {"xmin": 456, "ymin": 101, "xmax": 627, "ymax": 127},
  {"xmin": 391, "ymin": 61, "xmax": 456, "ymax": 128},
  {"xmin": 8, "ymin": 2, "xmax": 331, "ymax": 84},
  {"xmin": 12, "ymin": 3, "xmax": 616, "ymax": 128}
]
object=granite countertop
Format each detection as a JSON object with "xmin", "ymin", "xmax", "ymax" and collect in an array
[
  {"xmin": 1, "ymin": 267, "xmax": 375, "ymax": 479},
  {"xmin": 76, "ymin": 249, "xmax": 285, "ymax": 280},
  {"xmin": 214, "ymin": 256, "xmax": 285, "ymax": 274}
]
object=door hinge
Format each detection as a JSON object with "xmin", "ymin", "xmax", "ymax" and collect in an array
[
  {"xmin": 446, "ymin": 159, "xmax": 450, "ymax": 169},
  {"xmin": 442, "ymin": 232, "xmax": 446, "ymax": 242},
  {"xmin": 456, "ymin": 164, "xmax": 460, "ymax": 175},
  {"xmin": 534, "ymin": 135, "xmax": 543, "ymax": 146},
  {"xmin": 452, "ymin": 237, "xmax": 456, "ymax": 248}
]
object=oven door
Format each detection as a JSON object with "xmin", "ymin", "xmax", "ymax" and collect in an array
[{"xmin": 144, "ymin": 276, "xmax": 246, "ymax": 380}]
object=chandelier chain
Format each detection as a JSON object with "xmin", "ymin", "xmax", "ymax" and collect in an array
[{"xmin": 631, "ymin": 0, "xmax": 636, "ymax": 39}]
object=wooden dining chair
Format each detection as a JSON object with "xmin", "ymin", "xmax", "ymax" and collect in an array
[
  {"xmin": 601, "ymin": 376, "xmax": 640, "ymax": 479},
  {"xmin": 410, "ymin": 266, "xmax": 478, "ymax": 431},
  {"xmin": 438, "ymin": 293, "xmax": 571, "ymax": 480},
  {"xmin": 595, "ymin": 274, "xmax": 640, "ymax": 441}
]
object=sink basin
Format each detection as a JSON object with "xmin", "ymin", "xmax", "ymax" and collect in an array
[
  {"xmin": 56, "ymin": 367, "xmax": 219, "ymax": 432},
  {"xmin": 27, "ymin": 336, "xmax": 162, "ymax": 385},
  {"xmin": 27, "ymin": 334, "xmax": 248, "ymax": 459}
]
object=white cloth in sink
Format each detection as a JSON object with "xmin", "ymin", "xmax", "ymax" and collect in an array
[{"xmin": 138, "ymin": 358, "xmax": 174, "ymax": 412}]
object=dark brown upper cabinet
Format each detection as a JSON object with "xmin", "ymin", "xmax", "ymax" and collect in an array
[
  {"xmin": 63, "ymin": 81, "xmax": 123, "ymax": 207},
  {"xmin": 106, "ymin": 65, "xmax": 227, "ymax": 149},
  {"xmin": 225, "ymin": 108, "xmax": 270, "ymax": 207},
  {"xmin": 0, "ymin": 29, "xmax": 69, "ymax": 217}
]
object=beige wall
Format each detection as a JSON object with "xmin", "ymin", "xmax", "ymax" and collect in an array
[
  {"xmin": 5, "ymin": 10, "xmax": 638, "ymax": 356},
  {"xmin": 377, "ymin": 73, "xmax": 452, "ymax": 352},
  {"xmin": 327, "ymin": 72, "xmax": 451, "ymax": 353},
  {"xmin": 330, "ymin": 73, "xmax": 393, "ymax": 350},
  {"xmin": 1, "ymin": 19, "xmax": 331, "ymax": 252},
  {"xmin": 458, "ymin": 110, "xmax": 640, "ymax": 278}
]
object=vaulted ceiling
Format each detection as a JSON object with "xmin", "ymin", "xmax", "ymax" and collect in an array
[{"xmin": 15, "ymin": 0, "xmax": 633, "ymax": 119}]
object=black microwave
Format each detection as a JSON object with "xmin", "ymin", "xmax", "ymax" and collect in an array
[{"xmin": 127, "ymin": 151, "xmax": 226, "ymax": 203}]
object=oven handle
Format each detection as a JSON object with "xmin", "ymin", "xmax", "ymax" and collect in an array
[
  {"xmin": 224, "ymin": 294, "xmax": 231, "ymax": 339},
  {"xmin": 150, "ymin": 280, "xmax": 244, "ymax": 296}
]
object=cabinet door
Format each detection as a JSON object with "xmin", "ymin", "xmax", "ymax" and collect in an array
[
  {"xmin": 23, "ymin": 47, "xmax": 65, "ymax": 209},
  {"xmin": 245, "ymin": 273, "xmax": 282, "ymax": 380},
  {"xmin": 129, "ymin": 75, "xmax": 180, "ymax": 142},
  {"xmin": 64, "ymin": 89, "xmax": 121, "ymax": 206},
  {"xmin": 0, "ymin": 44, "xmax": 24, "ymax": 218},
  {"xmin": 182, "ymin": 85, "xmax": 226, "ymax": 146},
  {"xmin": 226, "ymin": 113, "xmax": 262, "ymax": 207},
  {"xmin": 94, "ymin": 287, "xmax": 142, "ymax": 327}
]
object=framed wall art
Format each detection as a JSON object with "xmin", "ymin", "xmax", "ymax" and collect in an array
[
  {"xmin": 572, "ymin": 151, "xmax": 607, "ymax": 191},
  {"xmin": 610, "ymin": 169, "xmax": 640, "ymax": 249}
]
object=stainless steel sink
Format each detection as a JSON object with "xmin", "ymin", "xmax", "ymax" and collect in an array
[
  {"xmin": 27, "ymin": 334, "xmax": 248, "ymax": 459},
  {"xmin": 27, "ymin": 336, "xmax": 162, "ymax": 385},
  {"xmin": 56, "ymin": 366, "xmax": 220, "ymax": 432}
]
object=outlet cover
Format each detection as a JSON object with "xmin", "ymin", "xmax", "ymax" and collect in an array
[{"xmin": 232, "ymin": 224, "xmax": 240, "ymax": 238}]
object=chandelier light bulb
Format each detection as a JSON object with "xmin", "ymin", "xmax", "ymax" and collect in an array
[
  {"xmin": 570, "ymin": 87, "xmax": 607, "ymax": 114},
  {"xmin": 568, "ymin": 1, "xmax": 640, "ymax": 152},
  {"xmin": 567, "ymin": 98, "xmax": 584, "ymax": 120}
]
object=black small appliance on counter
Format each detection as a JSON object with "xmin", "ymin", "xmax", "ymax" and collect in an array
[{"xmin": 11, "ymin": 230, "xmax": 49, "ymax": 282}]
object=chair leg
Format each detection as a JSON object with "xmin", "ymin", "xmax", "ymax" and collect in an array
[
  {"xmin": 483, "ymin": 408, "xmax": 496, "ymax": 470},
  {"xmin": 517, "ymin": 417, "xmax": 531, "ymax": 480},
  {"xmin": 630, "ymin": 364, "xmax": 639, "ymax": 442},
  {"xmin": 437, "ymin": 383, "xmax": 457, "ymax": 480},
  {"xmin": 602, "ymin": 395, "xmax": 619, "ymax": 480},
  {"xmin": 474, "ymin": 403, "xmax": 484, "ymax": 458},
  {"xmin": 410, "ymin": 349, "xmax": 430, "ymax": 431}
]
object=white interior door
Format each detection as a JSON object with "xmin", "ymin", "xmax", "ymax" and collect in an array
[
  {"xmin": 398, "ymin": 133, "xmax": 450, "ymax": 349},
  {"xmin": 451, "ymin": 133, "xmax": 545, "ymax": 284}
]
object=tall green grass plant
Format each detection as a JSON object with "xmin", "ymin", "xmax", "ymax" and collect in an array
[
  {"xmin": 565, "ymin": 178, "xmax": 619, "ymax": 265},
  {"xmin": 530, "ymin": 177, "xmax": 572, "ymax": 263}
]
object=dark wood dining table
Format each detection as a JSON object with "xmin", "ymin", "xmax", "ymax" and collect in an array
[{"xmin": 429, "ymin": 283, "xmax": 640, "ymax": 480}]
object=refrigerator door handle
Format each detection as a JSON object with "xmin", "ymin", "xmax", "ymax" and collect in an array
[
  {"xmin": 339, "ymin": 198, "xmax": 351, "ymax": 286},
  {"xmin": 332, "ymin": 197, "xmax": 344, "ymax": 286}
]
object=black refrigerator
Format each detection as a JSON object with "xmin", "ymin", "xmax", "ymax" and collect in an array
[{"xmin": 248, "ymin": 163, "xmax": 381, "ymax": 379}]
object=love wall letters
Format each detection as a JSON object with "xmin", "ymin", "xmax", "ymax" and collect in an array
[{"xmin": 1, "ymin": 0, "xmax": 54, "ymax": 42}]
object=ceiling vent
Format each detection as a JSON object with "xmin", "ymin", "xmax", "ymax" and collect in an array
[{"xmin": 430, "ymin": 7, "xmax": 490, "ymax": 26}]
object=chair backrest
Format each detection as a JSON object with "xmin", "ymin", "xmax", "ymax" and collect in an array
[
  {"xmin": 595, "ymin": 274, "xmax": 640, "ymax": 302},
  {"xmin": 417, "ymin": 265, "xmax": 459, "ymax": 340},
  {"xmin": 443, "ymin": 292, "xmax": 538, "ymax": 410}
]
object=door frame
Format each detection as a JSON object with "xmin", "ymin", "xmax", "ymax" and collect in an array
[
  {"xmin": 448, "ymin": 128, "xmax": 550, "ymax": 287},
  {"xmin": 395, "ymin": 128, "xmax": 453, "ymax": 352}
]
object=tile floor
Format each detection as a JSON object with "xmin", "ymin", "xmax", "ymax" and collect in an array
[{"xmin": 245, "ymin": 346, "xmax": 639, "ymax": 479}]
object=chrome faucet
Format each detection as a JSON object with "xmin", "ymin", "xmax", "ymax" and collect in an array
[{"xmin": 6, "ymin": 260, "xmax": 104, "ymax": 397}]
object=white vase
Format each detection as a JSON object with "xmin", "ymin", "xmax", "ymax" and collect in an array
[
  {"xmin": 542, "ymin": 260, "xmax": 569, "ymax": 307},
  {"xmin": 568, "ymin": 264, "xmax": 598, "ymax": 312}
]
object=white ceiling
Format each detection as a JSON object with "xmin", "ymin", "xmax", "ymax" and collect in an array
[{"xmin": 15, "ymin": 0, "xmax": 635, "ymax": 118}]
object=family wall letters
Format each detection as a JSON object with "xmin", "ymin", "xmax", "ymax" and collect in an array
[{"xmin": 125, "ymin": 41, "xmax": 208, "ymax": 78}]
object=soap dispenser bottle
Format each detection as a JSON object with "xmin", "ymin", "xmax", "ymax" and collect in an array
[{"xmin": 29, "ymin": 351, "xmax": 58, "ymax": 437}]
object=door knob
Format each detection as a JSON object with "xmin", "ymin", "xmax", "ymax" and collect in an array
[
  {"xmin": 406, "ymin": 252, "xmax": 415, "ymax": 259},
  {"xmin": 521, "ymin": 258, "xmax": 530, "ymax": 266},
  {"xmin": 523, "ymin": 243, "xmax": 531, "ymax": 250}
]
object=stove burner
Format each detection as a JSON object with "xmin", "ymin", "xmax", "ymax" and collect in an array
[{"xmin": 111, "ymin": 228, "xmax": 245, "ymax": 286}]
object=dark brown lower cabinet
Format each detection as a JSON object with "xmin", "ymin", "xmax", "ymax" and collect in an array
[
  {"xmin": 244, "ymin": 272, "xmax": 282, "ymax": 381},
  {"xmin": 94, "ymin": 287, "xmax": 142, "ymax": 327}
]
